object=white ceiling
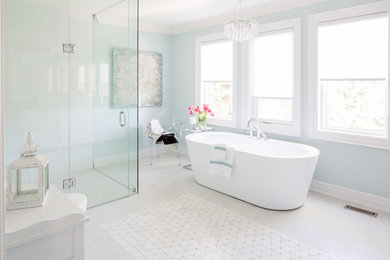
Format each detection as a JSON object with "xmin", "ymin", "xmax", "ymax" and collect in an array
[
  {"xmin": 72, "ymin": 0, "xmax": 327, "ymax": 34},
  {"xmin": 140, "ymin": 0, "xmax": 272, "ymax": 27}
]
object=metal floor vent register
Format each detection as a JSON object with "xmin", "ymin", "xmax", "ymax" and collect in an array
[{"xmin": 344, "ymin": 204, "xmax": 378, "ymax": 217}]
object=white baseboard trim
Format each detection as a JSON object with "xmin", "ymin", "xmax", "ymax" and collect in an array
[
  {"xmin": 93, "ymin": 145, "xmax": 179, "ymax": 168},
  {"xmin": 138, "ymin": 145, "xmax": 177, "ymax": 158},
  {"xmin": 93, "ymin": 153, "xmax": 130, "ymax": 168},
  {"xmin": 310, "ymin": 180, "xmax": 390, "ymax": 213}
]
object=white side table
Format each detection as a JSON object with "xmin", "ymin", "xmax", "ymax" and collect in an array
[
  {"xmin": 184, "ymin": 126, "xmax": 215, "ymax": 133},
  {"xmin": 183, "ymin": 127, "xmax": 215, "ymax": 170},
  {"xmin": 5, "ymin": 185, "xmax": 89, "ymax": 260}
]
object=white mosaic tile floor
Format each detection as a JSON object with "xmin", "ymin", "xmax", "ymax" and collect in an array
[{"xmin": 103, "ymin": 193, "xmax": 340, "ymax": 260}]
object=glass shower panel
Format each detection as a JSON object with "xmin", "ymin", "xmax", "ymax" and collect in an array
[
  {"xmin": 3, "ymin": 0, "xmax": 71, "ymax": 191},
  {"xmin": 89, "ymin": 0, "xmax": 138, "ymax": 207}
]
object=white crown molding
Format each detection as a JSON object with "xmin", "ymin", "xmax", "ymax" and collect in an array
[
  {"xmin": 170, "ymin": 0, "xmax": 327, "ymax": 34},
  {"xmin": 139, "ymin": 21, "xmax": 174, "ymax": 35},
  {"xmin": 310, "ymin": 180, "xmax": 390, "ymax": 213}
]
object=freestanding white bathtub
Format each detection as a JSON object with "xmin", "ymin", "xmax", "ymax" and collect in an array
[{"xmin": 186, "ymin": 132, "xmax": 320, "ymax": 210}]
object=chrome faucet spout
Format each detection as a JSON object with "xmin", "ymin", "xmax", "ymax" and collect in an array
[
  {"xmin": 247, "ymin": 118, "xmax": 268, "ymax": 140},
  {"xmin": 247, "ymin": 118, "xmax": 259, "ymax": 139}
]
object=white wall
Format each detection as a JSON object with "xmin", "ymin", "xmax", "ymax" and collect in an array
[{"xmin": 138, "ymin": 31, "xmax": 175, "ymax": 150}]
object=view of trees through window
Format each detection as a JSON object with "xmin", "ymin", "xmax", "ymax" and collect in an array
[
  {"xmin": 320, "ymin": 80, "xmax": 386, "ymax": 135},
  {"xmin": 202, "ymin": 82, "xmax": 232, "ymax": 119}
]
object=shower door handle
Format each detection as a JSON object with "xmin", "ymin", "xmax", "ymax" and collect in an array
[{"xmin": 119, "ymin": 111, "xmax": 126, "ymax": 127}]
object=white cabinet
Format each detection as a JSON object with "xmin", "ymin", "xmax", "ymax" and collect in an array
[{"xmin": 5, "ymin": 185, "xmax": 89, "ymax": 260}]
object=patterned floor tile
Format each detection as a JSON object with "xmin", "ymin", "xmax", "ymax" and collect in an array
[{"xmin": 103, "ymin": 194, "xmax": 341, "ymax": 260}]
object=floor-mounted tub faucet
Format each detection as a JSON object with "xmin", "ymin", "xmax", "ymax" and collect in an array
[{"xmin": 247, "ymin": 118, "xmax": 268, "ymax": 140}]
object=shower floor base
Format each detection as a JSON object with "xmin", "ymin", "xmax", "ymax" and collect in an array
[{"xmin": 52, "ymin": 161, "xmax": 136, "ymax": 208}]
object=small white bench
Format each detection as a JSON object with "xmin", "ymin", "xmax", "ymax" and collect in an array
[{"xmin": 5, "ymin": 185, "xmax": 89, "ymax": 260}]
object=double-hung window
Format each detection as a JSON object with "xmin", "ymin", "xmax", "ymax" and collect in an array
[
  {"xmin": 309, "ymin": 2, "xmax": 390, "ymax": 148},
  {"xmin": 244, "ymin": 18, "xmax": 301, "ymax": 136},
  {"xmin": 195, "ymin": 33, "xmax": 237, "ymax": 127}
]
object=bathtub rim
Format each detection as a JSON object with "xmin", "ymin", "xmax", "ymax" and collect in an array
[{"xmin": 186, "ymin": 131, "xmax": 320, "ymax": 159}]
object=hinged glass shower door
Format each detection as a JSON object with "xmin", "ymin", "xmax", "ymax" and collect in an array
[{"xmin": 87, "ymin": 0, "xmax": 139, "ymax": 207}]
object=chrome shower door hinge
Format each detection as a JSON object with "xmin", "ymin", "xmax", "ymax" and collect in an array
[
  {"xmin": 63, "ymin": 43, "xmax": 75, "ymax": 54},
  {"xmin": 63, "ymin": 178, "xmax": 77, "ymax": 189}
]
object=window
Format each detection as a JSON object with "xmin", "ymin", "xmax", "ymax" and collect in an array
[
  {"xmin": 309, "ymin": 2, "xmax": 390, "ymax": 149},
  {"xmin": 196, "ymin": 33, "xmax": 237, "ymax": 127},
  {"xmin": 244, "ymin": 18, "xmax": 301, "ymax": 136}
]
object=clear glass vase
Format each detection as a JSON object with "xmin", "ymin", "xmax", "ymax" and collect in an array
[{"xmin": 198, "ymin": 116, "xmax": 207, "ymax": 130}]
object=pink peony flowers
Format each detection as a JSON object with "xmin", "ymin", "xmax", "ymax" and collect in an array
[{"xmin": 188, "ymin": 104, "xmax": 214, "ymax": 118}]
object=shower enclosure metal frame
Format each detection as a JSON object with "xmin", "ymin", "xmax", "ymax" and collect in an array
[{"xmin": 0, "ymin": 0, "xmax": 5, "ymax": 257}]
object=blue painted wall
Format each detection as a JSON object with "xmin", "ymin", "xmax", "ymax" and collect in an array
[
  {"xmin": 139, "ymin": 31, "xmax": 175, "ymax": 150},
  {"xmin": 172, "ymin": 0, "xmax": 390, "ymax": 198},
  {"xmin": 94, "ymin": 26, "xmax": 175, "ymax": 152},
  {"xmin": 92, "ymin": 26, "xmax": 173, "ymax": 162}
]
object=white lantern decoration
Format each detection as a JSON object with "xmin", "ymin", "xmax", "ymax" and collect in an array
[{"xmin": 7, "ymin": 131, "xmax": 50, "ymax": 210}]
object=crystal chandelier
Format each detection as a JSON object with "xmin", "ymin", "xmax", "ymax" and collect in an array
[{"xmin": 224, "ymin": 0, "xmax": 258, "ymax": 42}]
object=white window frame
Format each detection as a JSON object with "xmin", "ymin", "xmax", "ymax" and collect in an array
[
  {"xmin": 308, "ymin": 1, "xmax": 390, "ymax": 149},
  {"xmin": 241, "ymin": 18, "xmax": 301, "ymax": 136},
  {"xmin": 195, "ymin": 33, "xmax": 238, "ymax": 127}
]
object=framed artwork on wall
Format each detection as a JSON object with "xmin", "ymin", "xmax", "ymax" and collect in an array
[{"xmin": 112, "ymin": 48, "xmax": 162, "ymax": 108}]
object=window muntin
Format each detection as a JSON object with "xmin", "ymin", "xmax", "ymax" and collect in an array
[{"xmin": 317, "ymin": 15, "xmax": 388, "ymax": 137}]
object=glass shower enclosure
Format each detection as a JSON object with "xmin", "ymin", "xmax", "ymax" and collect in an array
[
  {"xmin": 91, "ymin": 0, "xmax": 139, "ymax": 206},
  {"xmin": 2, "ymin": 0, "xmax": 138, "ymax": 208}
]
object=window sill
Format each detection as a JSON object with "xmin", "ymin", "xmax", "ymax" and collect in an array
[
  {"xmin": 207, "ymin": 117, "xmax": 236, "ymax": 128},
  {"xmin": 309, "ymin": 130, "xmax": 390, "ymax": 150},
  {"xmin": 258, "ymin": 123, "xmax": 301, "ymax": 137}
]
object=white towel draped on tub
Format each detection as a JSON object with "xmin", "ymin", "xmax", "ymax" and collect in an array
[{"xmin": 209, "ymin": 143, "xmax": 235, "ymax": 179}]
